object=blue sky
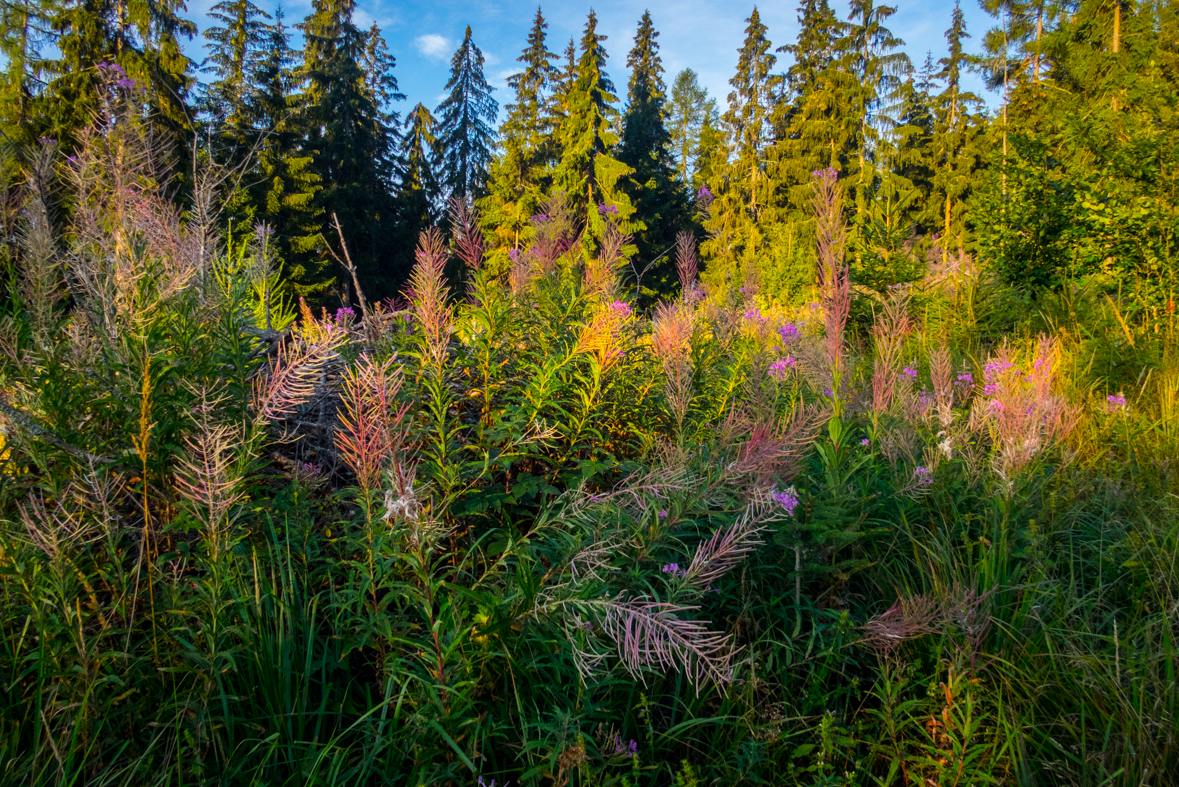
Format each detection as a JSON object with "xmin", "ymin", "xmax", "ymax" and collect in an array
[{"xmin": 182, "ymin": 0, "xmax": 997, "ymax": 119}]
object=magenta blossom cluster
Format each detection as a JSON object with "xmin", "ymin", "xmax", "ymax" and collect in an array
[
  {"xmin": 778, "ymin": 322, "xmax": 800, "ymax": 343},
  {"xmin": 956, "ymin": 371, "xmax": 974, "ymax": 388},
  {"xmin": 983, "ymin": 359, "xmax": 1017, "ymax": 395},
  {"xmin": 913, "ymin": 466, "xmax": 934, "ymax": 487},
  {"xmin": 772, "ymin": 487, "xmax": 800, "ymax": 516},
  {"xmin": 1107, "ymin": 392, "xmax": 1127, "ymax": 411},
  {"xmin": 744, "ymin": 308, "xmax": 768, "ymax": 323},
  {"xmin": 608, "ymin": 300, "xmax": 632, "ymax": 318},
  {"xmin": 662, "ymin": 563, "xmax": 686, "ymax": 577},
  {"xmin": 902, "ymin": 366, "xmax": 919, "ymax": 379},
  {"xmin": 768, "ymin": 357, "xmax": 796, "ymax": 380},
  {"xmin": 334, "ymin": 306, "xmax": 356, "ymax": 325},
  {"xmin": 610, "ymin": 734, "xmax": 639, "ymax": 758},
  {"xmin": 598, "ymin": 202, "xmax": 619, "ymax": 216},
  {"xmin": 657, "ymin": 509, "xmax": 669, "ymax": 520}
]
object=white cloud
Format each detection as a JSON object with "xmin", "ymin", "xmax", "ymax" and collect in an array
[
  {"xmin": 483, "ymin": 51, "xmax": 500, "ymax": 66},
  {"xmin": 414, "ymin": 34, "xmax": 452, "ymax": 60}
]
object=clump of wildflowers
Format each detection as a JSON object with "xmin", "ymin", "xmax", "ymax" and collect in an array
[
  {"xmin": 662, "ymin": 563, "xmax": 685, "ymax": 578},
  {"xmin": 772, "ymin": 486, "xmax": 800, "ymax": 516},
  {"xmin": 778, "ymin": 322, "xmax": 800, "ymax": 343},
  {"xmin": 769, "ymin": 357, "xmax": 796, "ymax": 380},
  {"xmin": 1106, "ymin": 392, "xmax": 1127, "ymax": 412},
  {"xmin": 913, "ymin": 466, "xmax": 934, "ymax": 487}
]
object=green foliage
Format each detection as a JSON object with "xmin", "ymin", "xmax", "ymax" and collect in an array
[
  {"xmin": 434, "ymin": 26, "xmax": 499, "ymax": 201},
  {"xmin": 2, "ymin": 4, "xmax": 1179, "ymax": 786}
]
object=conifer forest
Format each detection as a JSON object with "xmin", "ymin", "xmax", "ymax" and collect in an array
[{"xmin": 0, "ymin": 0, "xmax": 1178, "ymax": 783}]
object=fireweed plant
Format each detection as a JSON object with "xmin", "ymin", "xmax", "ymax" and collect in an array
[{"xmin": 0, "ymin": 87, "xmax": 1176, "ymax": 787}]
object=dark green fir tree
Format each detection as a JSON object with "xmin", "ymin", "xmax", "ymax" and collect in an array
[
  {"xmin": 618, "ymin": 11, "xmax": 688, "ymax": 296},
  {"xmin": 434, "ymin": 26, "xmax": 498, "ymax": 201}
]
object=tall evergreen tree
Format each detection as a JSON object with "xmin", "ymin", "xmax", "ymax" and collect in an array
[
  {"xmin": 893, "ymin": 52, "xmax": 938, "ymax": 232},
  {"xmin": 42, "ymin": 0, "xmax": 196, "ymax": 150},
  {"xmin": 723, "ymin": 7, "xmax": 777, "ymax": 211},
  {"xmin": 553, "ymin": 10, "xmax": 641, "ymax": 245},
  {"xmin": 480, "ymin": 9, "xmax": 557, "ymax": 261},
  {"xmin": 770, "ymin": 0, "xmax": 852, "ymax": 210},
  {"xmin": 0, "ymin": 0, "xmax": 50, "ymax": 142},
  {"xmin": 299, "ymin": 0, "xmax": 398, "ymax": 297},
  {"xmin": 840, "ymin": 0, "xmax": 910, "ymax": 192},
  {"xmin": 778, "ymin": 0, "xmax": 840, "ymax": 122},
  {"xmin": 396, "ymin": 102, "xmax": 441, "ymax": 252},
  {"xmin": 701, "ymin": 7, "xmax": 777, "ymax": 284},
  {"xmin": 503, "ymin": 8, "xmax": 557, "ymax": 172},
  {"xmin": 667, "ymin": 69, "xmax": 715, "ymax": 187},
  {"xmin": 201, "ymin": 0, "xmax": 270, "ymax": 165},
  {"xmin": 251, "ymin": 5, "xmax": 326, "ymax": 296},
  {"xmin": 435, "ymin": 26, "xmax": 498, "ymax": 201},
  {"xmin": 618, "ymin": 10, "xmax": 688, "ymax": 290},
  {"xmin": 932, "ymin": 1, "xmax": 983, "ymax": 253}
]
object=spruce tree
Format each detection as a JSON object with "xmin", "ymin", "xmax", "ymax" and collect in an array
[
  {"xmin": 777, "ymin": 0, "xmax": 840, "ymax": 127},
  {"xmin": 0, "ymin": 0, "xmax": 50, "ymax": 142},
  {"xmin": 701, "ymin": 7, "xmax": 777, "ymax": 286},
  {"xmin": 503, "ymin": 8, "xmax": 557, "ymax": 173},
  {"xmin": 667, "ymin": 69, "xmax": 715, "ymax": 186},
  {"xmin": 723, "ymin": 7, "xmax": 777, "ymax": 212},
  {"xmin": 299, "ymin": 0, "xmax": 398, "ymax": 298},
  {"xmin": 201, "ymin": 0, "xmax": 269, "ymax": 131},
  {"xmin": 395, "ymin": 103, "xmax": 441, "ymax": 259},
  {"xmin": 435, "ymin": 26, "xmax": 498, "ymax": 201},
  {"xmin": 932, "ymin": 2, "xmax": 983, "ymax": 254},
  {"xmin": 893, "ymin": 52, "xmax": 938, "ymax": 233},
  {"xmin": 252, "ymin": 6, "xmax": 326, "ymax": 296},
  {"xmin": 769, "ymin": 0, "xmax": 852, "ymax": 210},
  {"xmin": 840, "ymin": 0, "xmax": 910, "ymax": 197},
  {"xmin": 480, "ymin": 9, "xmax": 556, "ymax": 263},
  {"xmin": 553, "ymin": 10, "xmax": 641, "ymax": 245},
  {"xmin": 618, "ymin": 11, "xmax": 688, "ymax": 293},
  {"xmin": 42, "ymin": 0, "xmax": 195, "ymax": 150}
]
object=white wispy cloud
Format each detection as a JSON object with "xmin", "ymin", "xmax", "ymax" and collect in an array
[{"xmin": 415, "ymin": 34, "xmax": 452, "ymax": 61}]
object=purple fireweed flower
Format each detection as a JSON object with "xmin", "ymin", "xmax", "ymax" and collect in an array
[
  {"xmin": 697, "ymin": 186, "xmax": 712, "ymax": 200},
  {"xmin": 657, "ymin": 509, "xmax": 669, "ymax": 520},
  {"xmin": 778, "ymin": 322, "xmax": 800, "ymax": 343},
  {"xmin": 476, "ymin": 778, "xmax": 496, "ymax": 787},
  {"xmin": 861, "ymin": 438, "xmax": 871, "ymax": 447},
  {"xmin": 38, "ymin": 137, "xmax": 56, "ymax": 146},
  {"xmin": 608, "ymin": 300, "xmax": 632, "ymax": 318},
  {"xmin": 335, "ymin": 306, "xmax": 356, "ymax": 324},
  {"xmin": 772, "ymin": 486, "xmax": 800, "ymax": 516},
  {"xmin": 768, "ymin": 358, "xmax": 795, "ymax": 380},
  {"xmin": 956, "ymin": 372, "xmax": 974, "ymax": 387},
  {"xmin": 609, "ymin": 733, "xmax": 639, "ymax": 759},
  {"xmin": 811, "ymin": 167, "xmax": 838, "ymax": 179},
  {"xmin": 662, "ymin": 563, "xmax": 685, "ymax": 577},
  {"xmin": 597, "ymin": 202, "xmax": 618, "ymax": 216},
  {"xmin": 743, "ymin": 308, "xmax": 766, "ymax": 323},
  {"xmin": 116, "ymin": 78, "xmax": 136, "ymax": 89},
  {"xmin": 902, "ymin": 366, "xmax": 918, "ymax": 379},
  {"xmin": 508, "ymin": 247, "xmax": 519, "ymax": 264},
  {"xmin": 913, "ymin": 466, "xmax": 934, "ymax": 487},
  {"xmin": 823, "ymin": 388, "xmax": 834, "ymax": 398},
  {"xmin": 1107, "ymin": 392, "xmax": 1127, "ymax": 411}
]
